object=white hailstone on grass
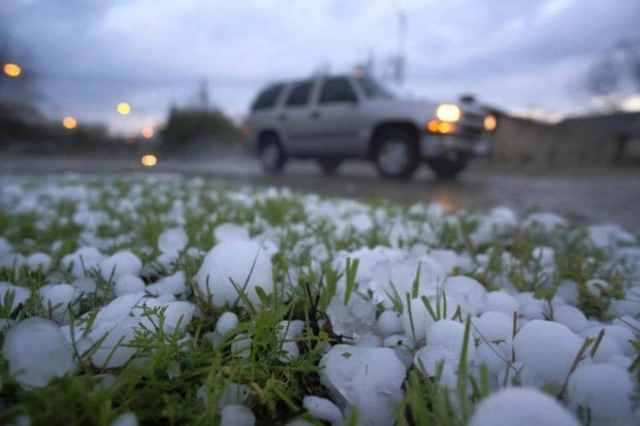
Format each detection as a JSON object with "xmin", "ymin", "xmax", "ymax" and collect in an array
[
  {"xmin": 276, "ymin": 320, "xmax": 305, "ymax": 340},
  {"xmin": 0, "ymin": 282, "xmax": 31, "ymax": 313},
  {"xmin": 441, "ymin": 276, "xmax": 487, "ymax": 315},
  {"xmin": 376, "ymin": 310, "xmax": 404, "ymax": 337},
  {"xmin": 194, "ymin": 241, "xmax": 273, "ymax": 309},
  {"xmin": 214, "ymin": 223, "xmax": 250, "ymax": 243},
  {"xmin": 231, "ymin": 333, "xmax": 252, "ymax": 358},
  {"xmin": 556, "ymin": 280, "xmax": 580, "ymax": 306},
  {"xmin": 26, "ymin": 252, "xmax": 51, "ymax": 271},
  {"xmin": 88, "ymin": 318, "xmax": 138, "ymax": 368},
  {"xmin": 145, "ymin": 271, "xmax": 187, "ymax": 297},
  {"xmin": 608, "ymin": 287, "xmax": 640, "ymax": 317},
  {"xmin": 94, "ymin": 293, "xmax": 144, "ymax": 324},
  {"xmin": 98, "ymin": 251, "xmax": 143, "ymax": 282},
  {"xmin": 39, "ymin": 284, "xmax": 75, "ymax": 320},
  {"xmin": 516, "ymin": 293, "xmax": 547, "ymax": 320},
  {"xmin": 483, "ymin": 291, "xmax": 519, "ymax": 316},
  {"xmin": 216, "ymin": 312, "xmax": 239, "ymax": 336},
  {"xmin": 473, "ymin": 311, "xmax": 513, "ymax": 342},
  {"xmin": 61, "ymin": 246, "xmax": 105, "ymax": 278},
  {"xmin": 72, "ymin": 277, "xmax": 97, "ymax": 295},
  {"xmin": 522, "ymin": 211, "xmax": 567, "ymax": 234},
  {"xmin": 320, "ymin": 345, "xmax": 406, "ymax": 426},
  {"xmin": 588, "ymin": 223, "xmax": 635, "ymax": 249},
  {"xmin": 3, "ymin": 318, "xmax": 76, "ymax": 388},
  {"xmin": 355, "ymin": 334, "xmax": 382, "ymax": 347},
  {"xmin": 476, "ymin": 341, "xmax": 510, "ymax": 375},
  {"xmin": 402, "ymin": 298, "xmax": 436, "ymax": 343},
  {"xmin": 585, "ymin": 279, "xmax": 609, "ymax": 298},
  {"xmin": 279, "ymin": 341, "xmax": 300, "ymax": 362},
  {"xmin": 303, "ymin": 396, "xmax": 344, "ymax": 424},
  {"xmin": 582, "ymin": 325, "xmax": 635, "ymax": 357},
  {"xmin": 113, "ymin": 274, "xmax": 146, "ymax": 297},
  {"xmin": 553, "ymin": 305, "xmax": 588, "ymax": 333},
  {"xmin": 220, "ymin": 404, "xmax": 255, "ymax": 426},
  {"xmin": 497, "ymin": 361, "xmax": 544, "ymax": 388},
  {"xmin": 414, "ymin": 319, "xmax": 476, "ymax": 375},
  {"xmin": 0, "ymin": 237, "xmax": 12, "ymax": 255},
  {"xmin": 326, "ymin": 293, "xmax": 376, "ymax": 340},
  {"xmin": 110, "ymin": 412, "xmax": 138, "ymax": 426},
  {"xmin": 469, "ymin": 387, "xmax": 580, "ymax": 426},
  {"xmin": 607, "ymin": 354, "xmax": 633, "ymax": 370},
  {"xmin": 513, "ymin": 320, "xmax": 585, "ymax": 385},
  {"xmin": 158, "ymin": 227, "xmax": 188, "ymax": 254},
  {"xmin": 568, "ymin": 364, "xmax": 634, "ymax": 423},
  {"xmin": 160, "ymin": 301, "xmax": 195, "ymax": 333}
]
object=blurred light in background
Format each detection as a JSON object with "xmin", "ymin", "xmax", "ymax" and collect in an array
[
  {"xmin": 484, "ymin": 115, "xmax": 497, "ymax": 131},
  {"xmin": 438, "ymin": 122, "xmax": 455, "ymax": 134},
  {"xmin": 62, "ymin": 116, "xmax": 77, "ymax": 129},
  {"xmin": 141, "ymin": 127, "xmax": 154, "ymax": 139},
  {"xmin": 117, "ymin": 102, "xmax": 131, "ymax": 115},
  {"xmin": 141, "ymin": 154, "xmax": 157, "ymax": 167},
  {"xmin": 436, "ymin": 104, "xmax": 461, "ymax": 122},
  {"xmin": 3, "ymin": 63, "xmax": 21, "ymax": 77}
]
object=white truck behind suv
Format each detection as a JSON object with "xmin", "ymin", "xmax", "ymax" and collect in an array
[{"xmin": 242, "ymin": 73, "xmax": 496, "ymax": 179}]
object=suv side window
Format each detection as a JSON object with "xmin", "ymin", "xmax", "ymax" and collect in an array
[
  {"xmin": 251, "ymin": 84, "xmax": 284, "ymax": 111},
  {"xmin": 318, "ymin": 77, "xmax": 357, "ymax": 104},
  {"xmin": 285, "ymin": 81, "xmax": 313, "ymax": 107}
]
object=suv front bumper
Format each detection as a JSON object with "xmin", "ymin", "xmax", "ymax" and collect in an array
[{"xmin": 420, "ymin": 133, "xmax": 492, "ymax": 158}]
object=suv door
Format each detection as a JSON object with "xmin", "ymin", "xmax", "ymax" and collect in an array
[
  {"xmin": 280, "ymin": 79, "xmax": 316, "ymax": 155},
  {"xmin": 307, "ymin": 77, "xmax": 365, "ymax": 156}
]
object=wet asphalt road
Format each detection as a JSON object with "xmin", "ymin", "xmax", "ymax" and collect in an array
[{"xmin": 1, "ymin": 153, "xmax": 639, "ymax": 232}]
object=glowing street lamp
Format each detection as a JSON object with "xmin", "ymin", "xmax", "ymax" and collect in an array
[
  {"xmin": 62, "ymin": 116, "xmax": 77, "ymax": 130},
  {"xmin": 3, "ymin": 63, "xmax": 21, "ymax": 77},
  {"xmin": 141, "ymin": 127, "xmax": 154, "ymax": 139},
  {"xmin": 117, "ymin": 102, "xmax": 131, "ymax": 115},
  {"xmin": 141, "ymin": 154, "xmax": 157, "ymax": 167}
]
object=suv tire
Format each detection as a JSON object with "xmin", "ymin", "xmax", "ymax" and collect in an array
[
  {"xmin": 373, "ymin": 127, "xmax": 420, "ymax": 179},
  {"xmin": 258, "ymin": 134, "xmax": 287, "ymax": 174},
  {"xmin": 427, "ymin": 157, "xmax": 468, "ymax": 179},
  {"xmin": 318, "ymin": 158, "xmax": 342, "ymax": 175}
]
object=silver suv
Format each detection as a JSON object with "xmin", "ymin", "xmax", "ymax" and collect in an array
[{"xmin": 242, "ymin": 74, "xmax": 496, "ymax": 179}]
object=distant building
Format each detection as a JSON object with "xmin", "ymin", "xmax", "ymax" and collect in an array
[{"xmin": 487, "ymin": 110, "xmax": 640, "ymax": 168}]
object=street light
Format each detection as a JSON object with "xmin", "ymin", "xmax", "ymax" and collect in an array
[
  {"xmin": 3, "ymin": 63, "xmax": 21, "ymax": 78},
  {"xmin": 117, "ymin": 102, "xmax": 131, "ymax": 115},
  {"xmin": 141, "ymin": 127, "xmax": 154, "ymax": 139},
  {"xmin": 62, "ymin": 117, "xmax": 77, "ymax": 130}
]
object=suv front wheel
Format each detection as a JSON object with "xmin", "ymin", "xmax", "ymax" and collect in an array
[
  {"xmin": 373, "ymin": 127, "xmax": 420, "ymax": 179},
  {"xmin": 258, "ymin": 134, "xmax": 287, "ymax": 174}
]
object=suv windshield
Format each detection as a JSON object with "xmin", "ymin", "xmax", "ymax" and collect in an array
[{"xmin": 356, "ymin": 77, "xmax": 397, "ymax": 100}]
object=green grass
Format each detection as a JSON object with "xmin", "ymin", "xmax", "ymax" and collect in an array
[{"xmin": 0, "ymin": 175, "xmax": 638, "ymax": 425}]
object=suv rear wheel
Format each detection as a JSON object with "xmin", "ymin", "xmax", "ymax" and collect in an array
[
  {"xmin": 426, "ymin": 157, "xmax": 468, "ymax": 179},
  {"xmin": 317, "ymin": 158, "xmax": 342, "ymax": 175},
  {"xmin": 258, "ymin": 134, "xmax": 287, "ymax": 173},
  {"xmin": 373, "ymin": 127, "xmax": 419, "ymax": 179}
]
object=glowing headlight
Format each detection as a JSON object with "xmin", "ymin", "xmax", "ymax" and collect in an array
[
  {"xmin": 436, "ymin": 104, "xmax": 460, "ymax": 122},
  {"xmin": 484, "ymin": 115, "xmax": 497, "ymax": 131}
]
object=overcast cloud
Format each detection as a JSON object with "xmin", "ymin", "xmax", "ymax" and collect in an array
[{"xmin": 2, "ymin": 0, "xmax": 639, "ymax": 133}]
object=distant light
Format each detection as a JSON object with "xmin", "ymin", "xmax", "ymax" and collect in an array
[
  {"xmin": 62, "ymin": 116, "xmax": 77, "ymax": 130},
  {"xmin": 141, "ymin": 154, "xmax": 157, "ymax": 167},
  {"xmin": 117, "ymin": 102, "xmax": 131, "ymax": 115},
  {"xmin": 3, "ymin": 63, "xmax": 21, "ymax": 77},
  {"xmin": 436, "ymin": 104, "xmax": 460, "ymax": 122},
  {"xmin": 427, "ymin": 120, "xmax": 440, "ymax": 132},
  {"xmin": 353, "ymin": 68, "xmax": 364, "ymax": 79},
  {"xmin": 141, "ymin": 127, "xmax": 154, "ymax": 138},
  {"xmin": 438, "ymin": 122, "xmax": 455, "ymax": 134},
  {"xmin": 484, "ymin": 115, "xmax": 497, "ymax": 131}
]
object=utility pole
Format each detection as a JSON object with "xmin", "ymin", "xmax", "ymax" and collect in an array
[{"xmin": 198, "ymin": 78, "xmax": 209, "ymax": 111}]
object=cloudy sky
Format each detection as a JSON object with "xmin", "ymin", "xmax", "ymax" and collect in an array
[{"xmin": 2, "ymin": 0, "xmax": 640, "ymax": 134}]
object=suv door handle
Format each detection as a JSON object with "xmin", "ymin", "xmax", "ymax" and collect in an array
[{"xmin": 310, "ymin": 111, "xmax": 321, "ymax": 119}]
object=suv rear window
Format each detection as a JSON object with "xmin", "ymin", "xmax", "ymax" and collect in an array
[
  {"xmin": 285, "ymin": 81, "xmax": 313, "ymax": 107},
  {"xmin": 251, "ymin": 84, "xmax": 284, "ymax": 111},
  {"xmin": 318, "ymin": 77, "xmax": 357, "ymax": 104}
]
